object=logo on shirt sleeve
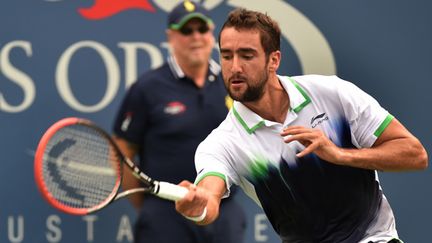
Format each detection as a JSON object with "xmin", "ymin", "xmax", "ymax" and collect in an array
[{"xmin": 121, "ymin": 112, "xmax": 133, "ymax": 131}]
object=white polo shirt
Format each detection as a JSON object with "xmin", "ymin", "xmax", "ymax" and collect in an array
[{"xmin": 194, "ymin": 75, "xmax": 398, "ymax": 242}]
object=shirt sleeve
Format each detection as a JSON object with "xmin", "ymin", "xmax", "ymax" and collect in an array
[
  {"xmin": 194, "ymin": 135, "xmax": 238, "ymax": 198},
  {"xmin": 112, "ymin": 81, "xmax": 149, "ymax": 144},
  {"xmin": 336, "ymin": 77, "xmax": 393, "ymax": 148}
]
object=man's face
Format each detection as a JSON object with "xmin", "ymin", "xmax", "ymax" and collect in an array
[
  {"xmin": 168, "ymin": 19, "xmax": 214, "ymax": 67},
  {"xmin": 219, "ymin": 27, "xmax": 269, "ymax": 102}
]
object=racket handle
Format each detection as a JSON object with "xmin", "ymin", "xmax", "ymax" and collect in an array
[{"xmin": 154, "ymin": 181, "xmax": 188, "ymax": 201}]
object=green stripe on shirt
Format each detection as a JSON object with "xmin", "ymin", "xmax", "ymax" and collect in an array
[
  {"xmin": 374, "ymin": 114, "xmax": 394, "ymax": 137},
  {"xmin": 194, "ymin": 172, "xmax": 226, "ymax": 185}
]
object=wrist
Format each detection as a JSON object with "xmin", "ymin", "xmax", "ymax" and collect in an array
[
  {"xmin": 335, "ymin": 147, "xmax": 353, "ymax": 166},
  {"xmin": 183, "ymin": 207, "xmax": 207, "ymax": 222}
]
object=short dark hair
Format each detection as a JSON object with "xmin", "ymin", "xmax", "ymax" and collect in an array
[{"xmin": 218, "ymin": 8, "xmax": 281, "ymax": 56}]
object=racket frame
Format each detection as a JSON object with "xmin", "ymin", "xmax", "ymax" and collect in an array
[
  {"xmin": 35, "ymin": 117, "xmax": 187, "ymax": 215},
  {"xmin": 34, "ymin": 117, "xmax": 123, "ymax": 215}
]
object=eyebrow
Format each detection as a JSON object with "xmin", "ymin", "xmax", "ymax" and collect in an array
[{"xmin": 220, "ymin": 47, "xmax": 257, "ymax": 54}]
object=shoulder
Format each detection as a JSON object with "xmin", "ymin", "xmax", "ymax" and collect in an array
[
  {"xmin": 198, "ymin": 113, "xmax": 237, "ymax": 150},
  {"xmin": 290, "ymin": 74, "xmax": 347, "ymax": 87},
  {"xmin": 288, "ymin": 74, "xmax": 359, "ymax": 95},
  {"xmin": 132, "ymin": 63, "xmax": 173, "ymax": 89},
  {"xmin": 121, "ymin": 64, "xmax": 173, "ymax": 103}
]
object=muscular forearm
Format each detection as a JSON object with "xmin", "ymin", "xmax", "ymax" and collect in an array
[
  {"xmin": 337, "ymin": 137, "xmax": 428, "ymax": 171},
  {"xmin": 283, "ymin": 119, "xmax": 428, "ymax": 172}
]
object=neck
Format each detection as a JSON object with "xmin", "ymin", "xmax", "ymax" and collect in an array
[
  {"xmin": 244, "ymin": 75, "xmax": 290, "ymax": 123},
  {"xmin": 177, "ymin": 59, "xmax": 208, "ymax": 88}
]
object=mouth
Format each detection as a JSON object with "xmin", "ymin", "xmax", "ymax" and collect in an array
[
  {"xmin": 190, "ymin": 44, "xmax": 204, "ymax": 50},
  {"xmin": 231, "ymin": 79, "xmax": 243, "ymax": 84},
  {"xmin": 229, "ymin": 77, "xmax": 247, "ymax": 89},
  {"xmin": 229, "ymin": 75, "xmax": 246, "ymax": 83}
]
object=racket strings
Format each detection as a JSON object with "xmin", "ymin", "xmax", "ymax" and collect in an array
[{"xmin": 42, "ymin": 125, "xmax": 121, "ymax": 209}]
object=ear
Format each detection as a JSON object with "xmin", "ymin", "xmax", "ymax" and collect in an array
[{"xmin": 268, "ymin": 51, "xmax": 281, "ymax": 72}]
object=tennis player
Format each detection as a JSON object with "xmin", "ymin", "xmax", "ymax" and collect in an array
[
  {"xmin": 112, "ymin": 2, "xmax": 245, "ymax": 243},
  {"xmin": 175, "ymin": 8, "xmax": 428, "ymax": 243}
]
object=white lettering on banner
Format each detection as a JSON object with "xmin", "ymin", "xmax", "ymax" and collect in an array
[
  {"xmin": 56, "ymin": 41, "xmax": 120, "ymax": 113},
  {"xmin": 0, "ymin": 41, "xmax": 36, "ymax": 113},
  {"xmin": 0, "ymin": 40, "xmax": 166, "ymax": 114},
  {"xmin": 83, "ymin": 215, "xmax": 98, "ymax": 242},
  {"xmin": 1, "ymin": 1, "xmax": 335, "ymax": 116},
  {"xmin": 254, "ymin": 214, "xmax": 269, "ymax": 242},
  {"xmin": 116, "ymin": 215, "xmax": 134, "ymax": 242},
  {"xmin": 46, "ymin": 214, "xmax": 62, "ymax": 243},
  {"xmin": 8, "ymin": 215, "xmax": 24, "ymax": 243},
  {"xmin": 2, "ymin": 214, "xmax": 135, "ymax": 242},
  {"xmin": 1, "ymin": 213, "xmax": 273, "ymax": 242},
  {"xmin": 118, "ymin": 42, "xmax": 163, "ymax": 89}
]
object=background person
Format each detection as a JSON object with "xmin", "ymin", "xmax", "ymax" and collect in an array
[
  {"xmin": 175, "ymin": 8, "xmax": 428, "ymax": 243},
  {"xmin": 112, "ymin": 2, "xmax": 246, "ymax": 243}
]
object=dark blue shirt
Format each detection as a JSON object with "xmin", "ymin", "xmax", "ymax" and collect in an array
[{"xmin": 113, "ymin": 57, "xmax": 229, "ymax": 183}]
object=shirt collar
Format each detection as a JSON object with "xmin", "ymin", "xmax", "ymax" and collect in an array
[
  {"xmin": 167, "ymin": 54, "xmax": 221, "ymax": 80},
  {"xmin": 279, "ymin": 75, "xmax": 311, "ymax": 113},
  {"xmin": 232, "ymin": 75, "xmax": 311, "ymax": 134}
]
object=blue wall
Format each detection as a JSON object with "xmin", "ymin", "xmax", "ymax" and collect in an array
[{"xmin": 1, "ymin": 1, "xmax": 431, "ymax": 242}]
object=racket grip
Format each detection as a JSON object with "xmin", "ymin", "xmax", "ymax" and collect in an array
[{"xmin": 154, "ymin": 181, "xmax": 188, "ymax": 201}]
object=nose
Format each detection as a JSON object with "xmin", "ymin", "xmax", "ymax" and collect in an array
[
  {"xmin": 231, "ymin": 55, "xmax": 242, "ymax": 73},
  {"xmin": 190, "ymin": 30, "xmax": 202, "ymax": 39}
]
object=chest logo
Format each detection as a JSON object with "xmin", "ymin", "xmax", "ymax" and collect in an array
[
  {"xmin": 310, "ymin": 112, "xmax": 328, "ymax": 128},
  {"xmin": 164, "ymin": 101, "xmax": 186, "ymax": 115}
]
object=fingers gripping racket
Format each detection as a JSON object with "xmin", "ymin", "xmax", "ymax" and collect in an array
[{"xmin": 34, "ymin": 117, "xmax": 188, "ymax": 215}]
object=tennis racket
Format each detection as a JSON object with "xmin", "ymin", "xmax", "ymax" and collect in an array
[{"xmin": 34, "ymin": 117, "xmax": 188, "ymax": 215}]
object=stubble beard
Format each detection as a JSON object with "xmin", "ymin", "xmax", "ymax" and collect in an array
[{"xmin": 226, "ymin": 70, "xmax": 268, "ymax": 102}]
